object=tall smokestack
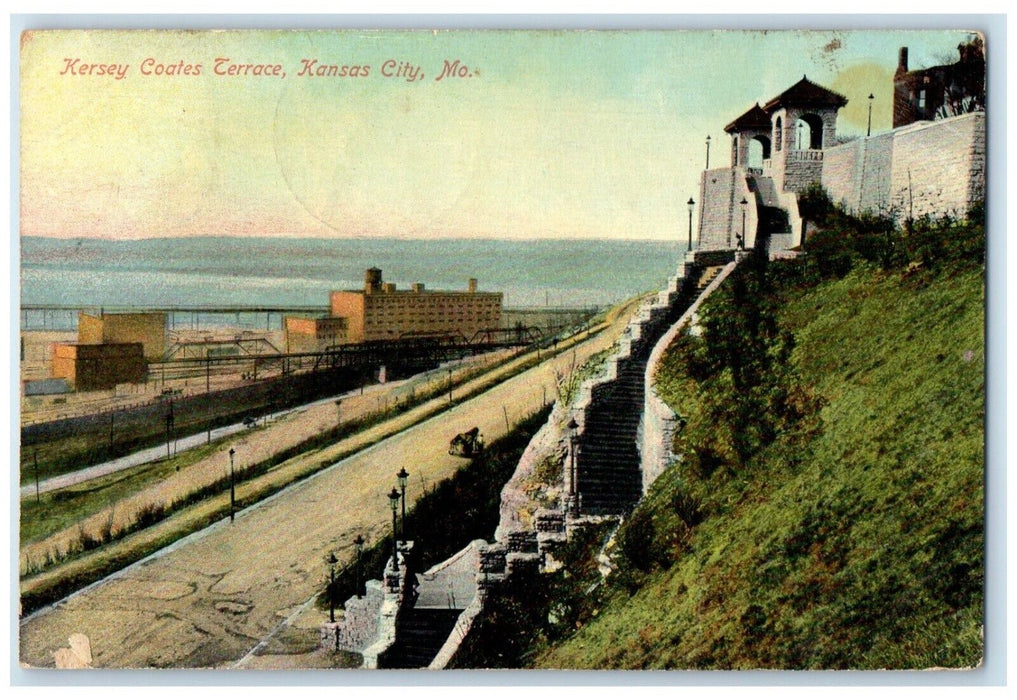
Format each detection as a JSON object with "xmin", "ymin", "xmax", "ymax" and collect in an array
[{"xmin": 897, "ymin": 47, "xmax": 909, "ymax": 74}]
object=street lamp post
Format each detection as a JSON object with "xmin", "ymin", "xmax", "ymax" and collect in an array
[
  {"xmin": 687, "ymin": 197, "xmax": 695, "ymax": 252},
  {"xmin": 705, "ymin": 135, "xmax": 711, "ymax": 169},
  {"xmin": 567, "ymin": 417, "xmax": 579, "ymax": 517},
  {"xmin": 739, "ymin": 197, "xmax": 748, "ymax": 251},
  {"xmin": 165, "ymin": 402, "xmax": 175, "ymax": 459},
  {"xmin": 33, "ymin": 449, "xmax": 40, "ymax": 504},
  {"xmin": 867, "ymin": 93, "xmax": 875, "ymax": 137},
  {"xmin": 354, "ymin": 534, "xmax": 365, "ymax": 599},
  {"xmin": 397, "ymin": 467, "xmax": 409, "ymax": 542},
  {"xmin": 327, "ymin": 552, "xmax": 338, "ymax": 623},
  {"xmin": 228, "ymin": 447, "xmax": 236, "ymax": 523},
  {"xmin": 335, "ymin": 399, "xmax": 342, "ymax": 426},
  {"xmin": 388, "ymin": 487, "xmax": 400, "ymax": 571}
]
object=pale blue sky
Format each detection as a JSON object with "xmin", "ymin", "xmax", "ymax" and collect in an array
[{"xmin": 20, "ymin": 29, "xmax": 978, "ymax": 240}]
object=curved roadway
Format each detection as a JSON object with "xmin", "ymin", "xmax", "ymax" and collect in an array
[{"xmin": 19, "ymin": 302, "xmax": 635, "ymax": 669}]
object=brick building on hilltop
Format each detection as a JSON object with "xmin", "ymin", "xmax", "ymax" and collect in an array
[
  {"xmin": 697, "ymin": 49, "xmax": 985, "ymax": 256},
  {"xmin": 893, "ymin": 37, "xmax": 985, "ymax": 128}
]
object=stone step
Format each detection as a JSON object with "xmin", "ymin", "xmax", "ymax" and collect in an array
[{"xmin": 379, "ymin": 608, "xmax": 462, "ymax": 669}]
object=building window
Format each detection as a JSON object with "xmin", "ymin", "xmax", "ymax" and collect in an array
[
  {"xmin": 918, "ymin": 90, "xmax": 926, "ymax": 109},
  {"xmin": 775, "ymin": 117, "xmax": 783, "ymax": 151}
]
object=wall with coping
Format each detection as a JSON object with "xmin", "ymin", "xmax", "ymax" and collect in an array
[
  {"xmin": 822, "ymin": 113, "xmax": 984, "ymax": 222},
  {"xmin": 697, "ymin": 168, "xmax": 739, "ymax": 250},
  {"xmin": 329, "ymin": 580, "xmax": 385, "ymax": 653},
  {"xmin": 425, "ymin": 540, "xmax": 486, "ymax": 669},
  {"xmin": 889, "ymin": 112, "xmax": 984, "ymax": 222}
]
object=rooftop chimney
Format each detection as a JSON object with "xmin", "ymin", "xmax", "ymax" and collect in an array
[
  {"xmin": 468, "ymin": 278, "xmax": 478, "ymax": 293},
  {"xmin": 897, "ymin": 47, "xmax": 909, "ymax": 74}
]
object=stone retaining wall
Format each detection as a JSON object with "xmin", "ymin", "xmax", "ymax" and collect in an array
[{"xmin": 822, "ymin": 112, "xmax": 984, "ymax": 222}]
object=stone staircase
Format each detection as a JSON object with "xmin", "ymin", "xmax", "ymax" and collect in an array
[
  {"xmin": 576, "ymin": 359, "xmax": 646, "ymax": 514},
  {"xmin": 746, "ymin": 173, "xmax": 792, "ymax": 240},
  {"xmin": 376, "ymin": 540, "xmax": 480, "ymax": 669},
  {"xmin": 696, "ymin": 265, "xmax": 724, "ymax": 290},
  {"xmin": 572, "ymin": 255, "xmax": 715, "ymax": 516},
  {"xmin": 378, "ymin": 608, "xmax": 462, "ymax": 669}
]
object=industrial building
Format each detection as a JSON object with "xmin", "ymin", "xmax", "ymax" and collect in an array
[
  {"xmin": 51, "ymin": 342, "xmax": 147, "ymax": 391},
  {"xmin": 78, "ymin": 311, "xmax": 167, "ymax": 360},
  {"xmin": 283, "ymin": 316, "xmax": 350, "ymax": 353},
  {"xmin": 327, "ymin": 268, "xmax": 503, "ymax": 343}
]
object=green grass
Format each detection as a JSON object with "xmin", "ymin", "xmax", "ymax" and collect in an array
[
  {"xmin": 20, "ymin": 440, "xmax": 228, "ymax": 545},
  {"xmin": 533, "ymin": 261, "xmax": 984, "ymax": 670}
]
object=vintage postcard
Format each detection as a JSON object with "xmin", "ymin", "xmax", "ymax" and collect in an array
[{"xmin": 16, "ymin": 26, "xmax": 987, "ymax": 673}]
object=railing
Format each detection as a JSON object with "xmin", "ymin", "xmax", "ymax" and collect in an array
[{"xmin": 787, "ymin": 149, "xmax": 824, "ymax": 162}]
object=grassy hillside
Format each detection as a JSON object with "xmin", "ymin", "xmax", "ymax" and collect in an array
[{"xmin": 531, "ymin": 212, "xmax": 984, "ymax": 669}]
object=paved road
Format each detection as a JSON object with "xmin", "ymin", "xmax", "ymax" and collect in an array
[{"xmin": 19, "ymin": 304, "xmax": 633, "ymax": 669}]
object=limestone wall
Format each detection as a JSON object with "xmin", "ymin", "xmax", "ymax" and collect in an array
[
  {"xmin": 698, "ymin": 168, "xmax": 761, "ymax": 251},
  {"xmin": 782, "ymin": 154, "xmax": 825, "ymax": 194},
  {"xmin": 329, "ymin": 546, "xmax": 412, "ymax": 667},
  {"xmin": 331, "ymin": 580, "xmax": 385, "ymax": 652},
  {"xmin": 890, "ymin": 112, "xmax": 985, "ymax": 222},
  {"xmin": 822, "ymin": 113, "xmax": 984, "ymax": 222},
  {"xmin": 823, "ymin": 132, "xmax": 895, "ymax": 215},
  {"xmin": 697, "ymin": 168, "xmax": 738, "ymax": 250}
]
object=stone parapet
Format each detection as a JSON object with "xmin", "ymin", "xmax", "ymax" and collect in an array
[
  {"xmin": 506, "ymin": 552, "xmax": 541, "ymax": 577},
  {"xmin": 478, "ymin": 543, "xmax": 508, "ymax": 574},
  {"xmin": 333, "ymin": 579, "xmax": 386, "ymax": 653},
  {"xmin": 507, "ymin": 530, "xmax": 538, "ymax": 554},
  {"xmin": 330, "ymin": 546, "xmax": 413, "ymax": 666},
  {"xmin": 534, "ymin": 508, "xmax": 565, "ymax": 535},
  {"xmin": 361, "ymin": 595, "xmax": 401, "ymax": 669}
]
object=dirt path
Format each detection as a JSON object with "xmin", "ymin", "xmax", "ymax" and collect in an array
[{"xmin": 19, "ymin": 301, "xmax": 636, "ymax": 669}]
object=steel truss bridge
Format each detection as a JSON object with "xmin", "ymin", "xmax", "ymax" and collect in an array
[{"xmin": 146, "ymin": 327, "xmax": 553, "ymax": 384}]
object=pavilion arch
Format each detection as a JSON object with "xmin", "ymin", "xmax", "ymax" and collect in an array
[
  {"xmin": 748, "ymin": 134, "xmax": 771, "ymax": 168},
  {"xmin": 797, "ymin": 113, "xmax": 825, "ymax": 149}
]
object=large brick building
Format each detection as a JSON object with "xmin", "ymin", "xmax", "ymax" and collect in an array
[
  {"xmin": 328, "ymin": 268, "xmax": 503, "ymax": 343},
  {"xmin": 51, "ymin": 342, "xmax": 147, "ymax": 391},
  {"xmin": 283, "ymin": 316, "xmax": 350, "ymax": 353},
  {"xmin": 77, "ymin": 311, "xmax": 167, "ymax": 360}
]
